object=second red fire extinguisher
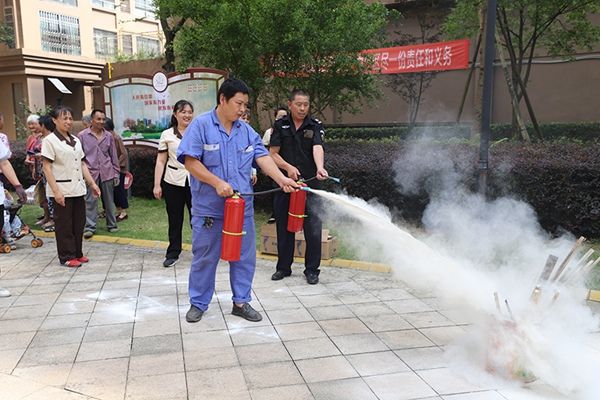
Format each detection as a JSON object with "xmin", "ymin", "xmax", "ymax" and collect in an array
[
  {"xmin": 221, "ymin": 193, "xmax": 246, "ymax": 261},
  {"xmin": 287, "ymin": 182, "xmax": 307, "ymax": 233}
]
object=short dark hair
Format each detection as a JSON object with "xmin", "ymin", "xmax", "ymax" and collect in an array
[
  {"xmin": 91, "ymin": 109, "xmax": 105, "ymax": 118},
  {"xmin": 39, "ymin": 115, "xmax": 55, "ymax": 132},
  {"xmin": 170, "ymin": 100, "xmax": 194, "ymax": 128},
  {"xmin": 105, "ymin": 117, "xmax": 115, "ymax": 131},
  {"xmin": 217, "ymin": 78, "xmax": 250, "ymax": 105},
  {"xmin": 274, "ymin": 105, "xmax": 287, "ymax": 117},
  {"xmin": 52, "ymin": 106, "xmax": 73, "ymax": 119},
  {"xmin": 289, "ymin": 89, "xmax": 310, "ymax": 102}
]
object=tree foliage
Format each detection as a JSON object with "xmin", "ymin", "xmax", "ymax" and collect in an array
[
  {"xmin": 171, "ymin": 0, "xmax": 392, "ymax": 124},
  {"xmin": 0, "ymin": 19, "xmax": 14, "ymax": 48},
  {"xmin": 444, "ymin": 0, "xmax": 600, "ymax": 119}
]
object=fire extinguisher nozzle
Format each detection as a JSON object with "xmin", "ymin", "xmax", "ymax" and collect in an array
[
  {"xmin": 327, "ymin": 176, "xmax": 340, "ymax": 183},
  {"xmin": 300, "ymin": 187, "xmax": 311, "ymax": 192}
]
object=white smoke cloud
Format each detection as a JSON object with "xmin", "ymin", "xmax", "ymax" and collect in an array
[{"xmin": 317, "ymin": 138, "xmax": 600, "ymax": 398}]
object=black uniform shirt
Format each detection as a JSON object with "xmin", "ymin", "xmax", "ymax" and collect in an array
[{"xmin": 270, "ymin": 114, "xmax": 325, "ymax": 189}]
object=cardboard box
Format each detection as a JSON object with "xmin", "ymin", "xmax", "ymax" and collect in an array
[
  {"xmin": 260, "ymin": 224, "xmax": 329, "ymax": 241},
  {"xmin": 259, "ymin": 224, "xmax": 338, "ymax": 260},
  {"xmin": 295, "ymin": 229, "xmax": 329, "ymax": 241},
  {"xmin": 294, "ymin": 236, "xmax": 338, "ymax": 260},
  {"xmin": 261, "ymin": 223, "xmax": 277, "ymax": 237},
  {"xmin": 260, "ymin": 235, "xmax": 279, "ymax": 255}
]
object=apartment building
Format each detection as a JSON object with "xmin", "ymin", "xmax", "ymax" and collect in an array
[{"xmin": 0, "ymin": 0, "xmax": 164, "ymax": 139}]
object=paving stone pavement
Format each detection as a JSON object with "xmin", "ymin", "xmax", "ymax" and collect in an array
[{"xmin": 0, "ymin": 236, "xmax": 599, "ymax": 400}]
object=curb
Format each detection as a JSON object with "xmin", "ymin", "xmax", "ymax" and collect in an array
[
  {"xmin": 588, "ymin": 290, "xmax": 600, "ymax": 302},
  {"xmin": 32, "ymin": 230, "xmax": 393, "ymax": 274}
]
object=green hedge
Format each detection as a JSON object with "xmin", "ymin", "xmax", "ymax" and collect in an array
[
  {"xmin": 256, "ymin": 140, "xmax": 599, "ymax": 238},
  {"xmin": 8, "ymin": 138, "xmax": 600, "ymax": 238},
  {"xmin": 5, "ymin": 141, "xmax": 37, "ymax": 189},
  {"xmin": 489, "ymin": 142, "xmax": 600, "ymax": 236},
  {"xmin": 325, "ymin": 122, "xmax": 600, "ymax": 142},
  {"xmin": 6, "ymin": 142, "xmax": 159, "ymax": 199},
  {"xmin": 128, "ymin": 148, "xmax": 157, "ymax": 198}
]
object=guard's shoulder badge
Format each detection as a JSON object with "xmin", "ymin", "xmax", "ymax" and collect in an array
[{"xmin": 312, "ymin": 117, "xmax": 322, "ymax": 124}]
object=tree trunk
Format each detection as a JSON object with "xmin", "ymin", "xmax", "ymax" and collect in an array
[
  {"xmin": 497, "ymin": 19, "xmax": 543, "ymax": 141},
  {"xmin": 471, "ymin": 5, "xmax": 486, "ymax": 141},
  {"xmin": 160, "ymin": 18, "xmax": 185, "ymax": 74},
  {"xmin": 495, "ymin": 27, "xmax": 529, "ymax": 142},
  {"xmin": 455, "ymin": 32, "xmax": 482, "ymax": 131}
]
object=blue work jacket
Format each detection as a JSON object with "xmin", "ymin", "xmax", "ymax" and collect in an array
[{"xmin": 177, "ymin": 108, "xmax": 269, "ymax": 218}]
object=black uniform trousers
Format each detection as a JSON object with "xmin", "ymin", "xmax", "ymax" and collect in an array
[
  {"xmin": 162, "ymin": 180, "xmax": 192, "ymax": 260},
  {"xmin": 52, "ymin": 196, "xmax": 86, "ymax": 263},
  {"xmin": 273, "ymin": 191, "xmax": 322, "ymax": 276}
]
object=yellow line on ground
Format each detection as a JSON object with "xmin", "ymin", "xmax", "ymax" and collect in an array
[
  {"xmin": 32, "ymin": 230, "xmax": 393, "ymax": 274},
  {"xmin": 588, "ymin": 290, "xmax": 600, "ymax": 302}
]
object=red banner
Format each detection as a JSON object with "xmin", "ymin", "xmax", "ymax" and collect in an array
[{"xmin": 362, "ymin": 39, "xmax": 470, "ymax": 74}]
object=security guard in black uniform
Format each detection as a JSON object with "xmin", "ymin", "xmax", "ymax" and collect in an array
[{"xmin": 269, "ymin": 89, "xmax": 329, "ymax": 284}]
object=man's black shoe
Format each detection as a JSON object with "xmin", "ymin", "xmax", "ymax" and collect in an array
[
  {"xmin": 163, "ymin": 258, "xmax": 178, "ymax": 268},
  {"xmin": 306, "ymin": 274, "xmax": 319, "ymax": 285},
  {"xmin": 232, "ymin": 303, "xmax": 262, "ymax": 322},
  {"xmin": 271, "ymin": 270, "xmax": 291, "ymax": 281},
  {"xmin": 186, "ymin": 305, "xmax": 203, "ymax": 323}
]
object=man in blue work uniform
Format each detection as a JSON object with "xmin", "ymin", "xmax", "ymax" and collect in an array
[
  {"xmin": 269, "ymin": 89, "xmax": 329, "ymax": 285},
  {"xmin": 177, "ymin": 78, "xmax": 299, "ymax": 323}
]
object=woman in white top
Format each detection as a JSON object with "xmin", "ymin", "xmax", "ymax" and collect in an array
[
  {"xmin": 153, "ymin": 100, "xmax": 194, "ymax": 268},
  {"xmin": 42, "ymin": 107, "xmax": 101, "ymax": 268}
]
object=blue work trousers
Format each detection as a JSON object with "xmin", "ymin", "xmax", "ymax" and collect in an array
[{"xmin": 188, "ymin": 214, "xmax": 256, "ymax": 311}]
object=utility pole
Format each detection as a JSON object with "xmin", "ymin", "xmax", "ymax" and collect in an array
[{"xmin": 478, "ymin": 0, "xmax": 497, "ymax": 195}]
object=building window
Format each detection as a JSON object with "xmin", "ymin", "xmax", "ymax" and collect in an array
[
  {"xmin": 134, "ymin": 0, "xmax": 155, "ymax": 18},
  {"xmin": 92, "ymin": 0, "xmax": 115, "ymax": 9},
  {"xmin": 122, "ymin": 34, "xmax": 132, "ymax": 56},
  {"xmin": 48, "ymin": 0, "xmax": 78, "ymax": 6},
  {"xmin": 39, "ymin": 11, "xmax": 81, "ymax": 55},
  {"xmin": 120, "ymin": 0, "xmax": 130, "ymax": 13},
  {"xmin": 136, "ymin": 36, "xmax": 160, "ymax": 56},
  {"xmin": 94, "ymin": 28, "xmax": 117, "ymax": 59}
]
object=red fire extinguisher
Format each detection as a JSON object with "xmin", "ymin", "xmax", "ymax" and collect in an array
[
  {"xmin": 287, "ymin": 182, "xmax": 307, "ymax": 233},
  {"xmin": 221, "ymin": 193, "xmax": 246, "ymax": 261}
]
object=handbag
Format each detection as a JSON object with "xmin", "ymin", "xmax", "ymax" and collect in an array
[{"xmin": 33, "ymin": 179, "xmax": 46, "ymax": 204}]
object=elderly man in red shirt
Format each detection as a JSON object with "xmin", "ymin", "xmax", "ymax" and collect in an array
[{"xmin": 78, "ymin": 109, "xmax": 120, "ymax": 238}]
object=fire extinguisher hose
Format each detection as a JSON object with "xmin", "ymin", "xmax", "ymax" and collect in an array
[
  {"xmin": 238, "ymin": 175, "xmax": 339, "ymax": 196},
  {"xmin": 238, "ymin": 187, "xmax": 283, "ymax": 196}
]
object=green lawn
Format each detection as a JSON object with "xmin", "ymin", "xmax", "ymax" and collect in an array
[
  {"xmin": 16, "ymin": 196, "xmax": 357, "ymax": 260},
  {"xmin": 19, "ymin": 197, "xmax": 192, "ymax": 243}
]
